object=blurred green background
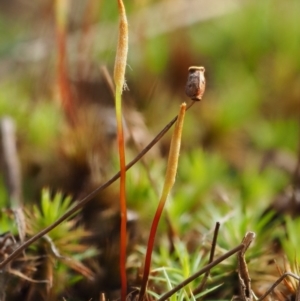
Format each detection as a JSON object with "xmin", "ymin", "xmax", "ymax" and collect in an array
[
  {"xmin": 0, "ymin": 0, "xmax": 299, "ymax": 242},
  {"xmin": 0, "ymin": 0, "xmax": 299, "ymax": 238},
  {"xmin": 0, "ymin": 0, "xmax": 299, "ymax": 299}
]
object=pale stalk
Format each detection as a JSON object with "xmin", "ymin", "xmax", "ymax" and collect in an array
[
  {"xmin": 55, "ymin": 0, "xmax": 69, "ymax": 28},
  {"xmin": 139, "ymin": 103, "xmax": 187, "ymax": 301},
  {"xmin": 114, "ymin": 1, "xmax": 129, "ymax": 301}
]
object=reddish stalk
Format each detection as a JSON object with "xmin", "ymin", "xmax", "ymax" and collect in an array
[
  {"xmin": 117, "ymin": 118, "xmax": 127, "ymax": 301},
  {"xmin": 55, "ymin": 0, "xmax": 76, "ymax": 126},
  {"xmin": 138, "ymin": 103, "xmax": 187, "ymax": 301},
  {"xmin": 114, "ymin": 1, "xmax": 129, "ymax": 300},
  {"xmin": 77, "ymin": 0, "xmax": 99, "ymax": 79}
]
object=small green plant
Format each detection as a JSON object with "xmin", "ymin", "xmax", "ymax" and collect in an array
[
  {"xmin": 146, "ymin": 237, "xmax": 221, "ymax": 301},
  {"xmin": 281, "ymin": 216, "xmax": 300, "ymax": 263},
  {"xmin": 25, "ymin": 188, "xmax": 96, "ymax": 296}
]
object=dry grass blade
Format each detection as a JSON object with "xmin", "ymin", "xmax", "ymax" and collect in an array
[{"xmin": 42, "ymin": 235, "xmax": 94, "ymax": 280}]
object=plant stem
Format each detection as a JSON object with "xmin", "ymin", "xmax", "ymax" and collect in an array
[
  {"xmin": 114, "ymin": 0, "xmax": 129, "ymax": 298},
  {"xmin": 55, "ymin": 0, "xmax": 76, "ymax": 125},
  {"xmin": 193, "ymin": 222, "xmax": 220, "ymax": 296},
  {"xmin": 138, "ymin": 103, "xmax": 187, "ymax": 301},
  {"xmin": 116, "ymin": 87, "xmax": 128, "ymax": 301}
]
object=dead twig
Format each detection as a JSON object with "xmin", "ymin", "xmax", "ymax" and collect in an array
[
  {"xmin": 193, "ymin": 222, "xmax": 220, "ymax": 296},
  {"xmin": 236, "ymin": 232, "xmax": 255, "ymax": 301}
]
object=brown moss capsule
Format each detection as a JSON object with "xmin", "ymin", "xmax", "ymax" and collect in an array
[{"xmin": 185, "ymin": 66, "xmax": 206, "ymax": 101}]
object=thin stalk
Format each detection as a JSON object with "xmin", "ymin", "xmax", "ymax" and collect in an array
[
  {"xmin": 55, "ymin": 0, "xmax": 76, "ymax": 125},
  {"xmin": 116, "ymin": 87, "xmax": 128, "ymax": 301},
  {"xmin": 114, "ymin": 1, "xmax": 129, "ymax": 300},
  {"xmin": 193, "ymin": 222, "xmax": 220, "ymax": 296},
  {"xmin": 77, "ymin": 0, "xmax": 99, "ymax": 79},
  {"xmin": 138, "ymin": 103, "xmax": 187, "ymax": 301}
]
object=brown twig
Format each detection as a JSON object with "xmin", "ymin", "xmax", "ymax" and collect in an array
[
  {"xmin": 193, "ymin": 222, "xmax": 220, "ymax": 296},
  {"xmin": 237, "ymin": 232, "xmax": 255, "ymax": 301}
]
